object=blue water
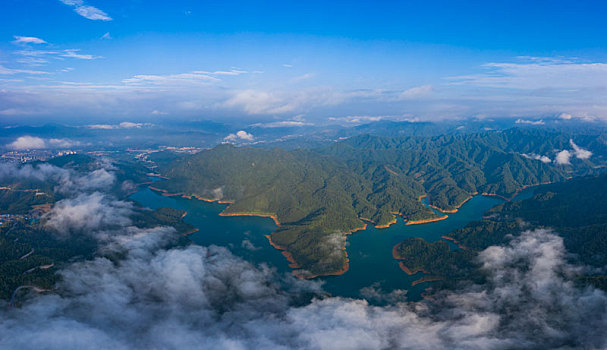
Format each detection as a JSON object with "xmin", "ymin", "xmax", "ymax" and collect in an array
[{"xmin": 130, "ymin": 186, "xmax": 536, "ymax": 303}]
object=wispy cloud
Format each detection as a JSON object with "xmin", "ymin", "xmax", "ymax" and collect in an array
[
  {"xmin": 515, "ymin": 118, "xmax": 545, "ymax": 125},
  {"xmin": 0, "ymin": 64, "xmax": 49, "ymax": 75},
  {"xmin": 14, "ymin": 46, "xmax": 100, "ymax": 64},
  {"xmin": 123, "ymin": 72, "xmax": 220, "ymax": 86},
  {"xmin": 12, "ymin": 36, "xmax": 47, "ymax": 45},
  {"xmin": 59, "ymin": 0, "xmax": 112, "ymax": 21},
  {"xmin": 86, "ymin": 122, "xmax": 152, "ymax": 129},
  {"xmin": 60, "ymin": 49, "xmax": 98, "ymax": 60},
  {"xmin": 446, "ymin": 57, "xmax": 607, "ymax": 90},
  {"xmin": 399, "ymin": 84, "xmax": 433, "ymax": 100},
  {"xmin": 251, "ymin": 120, "xmax": 312, "ymax": 128}
]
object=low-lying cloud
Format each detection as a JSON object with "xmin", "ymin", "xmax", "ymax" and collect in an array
[
  {"xmin": 2, "ymin": 226, "xmax": 606, "ymax": 349},
  {"xmin": 569, "ymin": 139, "xmax": 592, "ymax": 159},
  {"xmin": 44, "ymin": 192, "xmax": 133, "ymax": 237},
  {"xmin": 6, "ymin": 136, "xmax": 81, "ymax": 150}
]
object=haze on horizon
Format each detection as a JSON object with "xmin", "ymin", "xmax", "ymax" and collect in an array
[{"xmin": 1, "ymin": 0, "xmax": 607, "ymax": 125}]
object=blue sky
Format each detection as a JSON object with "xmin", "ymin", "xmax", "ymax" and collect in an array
[{"xmin": 1, "ymin": 0, "xmax": 606, "ymax": 124}]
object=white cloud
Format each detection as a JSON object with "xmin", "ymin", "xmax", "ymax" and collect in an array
[
  {"xmin": 101, "ymin": 32, "xmax": 112, "ymax": 40},
  {"xmin": 7, "ymin": 136, "xmax": 46, "ymax": 150},
  {"xmin": 12, "ymin": 36, "xmax": 47, "ymax": 45},
  {"xmin": 522, "ymin": 153, "xmax": 552, "ymax": 163},
  {"xmin": 87, "ymin": 124, "xmax": 115, "ymax": 130},
  {"xmin": 6, "ymin": 136, "xmax": 81, "ymax": 150},
  {"xmin": 224, "ymin": 130, "xmax": 254, "ymax": 142},
  {"xmin": 119, "ymin": 122, "xmax": 143, "ymax": 128},
  {"xmin": 399, "ymin": 85, "xmax": 433, "ymax": 100},
  {"xmin": 569, "ymin": 139, "xmax": 592, "ymax": 159},
  {"xmin": 45, "ymin": 192, "xmax": 132, "ymax": 236},
  {"xmin": 555, "ymin": 150, "xmax": 571, "ymax": 165},
  {"xmin": 515, "ymin": 119, "xmax": 545, "ymax": 125},
  {"xmin": 59, "ymin": 0, "xmax": 112, "ymax": 21},
  {"xmin": 559, "ymin": 113, "xmax": 573, "ymax": 120}
]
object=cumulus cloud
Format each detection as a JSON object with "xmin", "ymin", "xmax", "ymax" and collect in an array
[
  {"xmin": 59, "ymin": 0, "xmax": 112, "ymax": 21},
  {"xmin": 559, "ymin": 113, "xmax": 573, "ymax": 120},
  {"xmin": 569, "ymin": 139, "xmax": 592, "ymax": 159},
  {"xmin": 521, "ymin": 153, "xmax": 551, "ymax": 163},
  {"xmin": 6, "ymin": 136, "xmax": 81, "ymax": 150},
  {"xmin": 555, "ymin": 150, "xmax": 571, "ymax": 165},
  {"xmin": 7, "ymin": 136, "xmax": 46, "ymax": 150},
  {"xmin": 224, "ymin": 130, "xmax": 254, "ymax": 142}
]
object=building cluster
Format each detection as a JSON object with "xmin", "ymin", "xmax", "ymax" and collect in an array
[{"xmin": 0, "ymin": 150, "xmax": 77, "ymax": 163}]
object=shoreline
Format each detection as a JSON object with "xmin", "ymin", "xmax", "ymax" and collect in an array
[
  {"xmin": 393, "ymin": 244, "xmax": 443, "ymax": 286},
  {"xmin": 219, "ymin": 212, "xmax": 280, "ymax": 226},
  {"xmin": 482, "ymin": 181, "xmax": 555, "ymax": 201},
  {"xmin": 375, "ymin": 217, "xmax": 397, "ymax": 229},
  {"xmin": 441, "ymin": 235, "xmax": 468, "ymax": 250},
  {"xmin": 148, "ymin": 186, "xmax": 234, "ymax": 204},
  {"xmin": 265, "ymin": 235, "xmax": 301, "ymax": 268},
  {"xmin": 427, "ymin": 192, "xmax": 478, "ymax": 213},
  {"xmin": 411, "ymin": 276, "xmax": 445, "ymax": 286},
  {"xmin": 183, "ymin": 228, "xmax": 199, "ymax": 235},
  {"xmin": 149, "ymin": 183, "xmax": 359, "ymax": 279},
  {"xmin": 405, "ymin": 215, "xmax": 448, "ymax": 225}
]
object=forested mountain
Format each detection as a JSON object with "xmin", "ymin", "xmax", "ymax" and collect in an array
[
  {"xmin": 152, "ymin": 128, "xmax": 604, "ymax": 277},
  {"xmin": 394, "ymin": 172, "xmax": 607, "ymax": 291}
]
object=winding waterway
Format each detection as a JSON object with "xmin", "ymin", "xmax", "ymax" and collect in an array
[{"xmin": 130, "ymin": 186, "xmax": 535, "ymax": 303}]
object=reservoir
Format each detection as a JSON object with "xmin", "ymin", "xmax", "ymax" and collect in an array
[{"xmin": 130, "ymin": 186, "xmax": 534, "ymax": 303}]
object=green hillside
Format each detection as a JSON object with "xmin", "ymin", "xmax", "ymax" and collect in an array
[
  {"xmin": 394, "ymin": 172, "xmax": 607, "ymax": 291},
  {"xmin": 152, "ymin": 128, "xmax": 597, "ymax": 277}
]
